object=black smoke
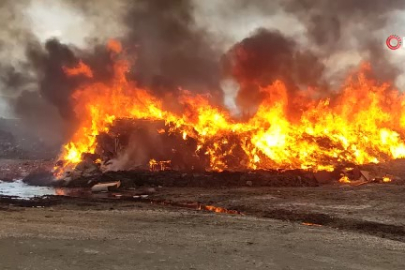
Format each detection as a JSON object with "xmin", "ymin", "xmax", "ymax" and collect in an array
[
  {"xmin": 219, "ymin": 0, "xmax": 405, "ymax": 115},
  {"xmin": 121, "ymin": 0, "xmax": 223, "ymax": 109},
  {"xmin": 0, "ymin": 0, "xmax": 224, "ymax": 145},
  {"xmin": 222, "ymin": 28, "xmax": 325, "ymax": 114},
  {"xmin": 0, "ymin": 0, "xmax": 404, "ymax": 158}
]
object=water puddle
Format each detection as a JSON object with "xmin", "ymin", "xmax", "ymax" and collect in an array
[{"xmin": 0, "ymin": 180, "xmax": 57, "ymax": 199}]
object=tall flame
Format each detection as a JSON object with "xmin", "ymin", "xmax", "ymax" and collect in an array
[{"xmin": 57, "ymin": 40, "xmax": 405, "ymax": 174}]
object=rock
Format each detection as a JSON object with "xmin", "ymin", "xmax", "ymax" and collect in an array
[{"xmin": 246, "ymin": 181, "xmax": 253, "ymax": 187}]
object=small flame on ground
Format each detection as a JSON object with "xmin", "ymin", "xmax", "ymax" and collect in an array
[
  {"xmin": 147, "ymin": 199, "xmax": 242, "ymax": 215},
  {"xmin": 339, "ymin": 175, "xmax": 351, "ymax": 184},
  {"xmin": 302, "ymin": 222, "xmax": 323, "ymax": 227},
  {"xmin": 201, "ymin": 205, "xmax": 240, "ymax": 214},
  {"xmin": 383, "ymin": 176, "xmax": 392, "ymax": 183}
]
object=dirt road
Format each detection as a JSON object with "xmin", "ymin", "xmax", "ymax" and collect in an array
[{"xmin": 0, "ymin": 205, "xmax": 404, "ymax": 270}]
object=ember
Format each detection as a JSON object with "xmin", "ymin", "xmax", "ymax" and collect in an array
[
  {"xmin": 54, "ymin": 40, "xmax": 405, "ymax": 178},
  {"xmin": 149, "ymin": 160, "xmax": 172, "ymax": 172},
  {"xmin": 201, "ymin": 205, "xmax": 241, "ymax": 215},
  {"xmin": 339, "ymin": 176, "xmax": 351, "ymax": 184},
  {"xmin": 148, "ymin": 199, "xmax": 242, "ymax": 215},
  {"xmin": 302, "ymin": 223, "xmax": 323, "ymax": 227},
  {"xmin": 383, "ymin": 177, "xmax": 392, "ymax": 183}
]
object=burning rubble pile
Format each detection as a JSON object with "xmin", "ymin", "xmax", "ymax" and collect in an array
[
  {"xmin": 3, "ymin": 1, "xmax": 405, "ymax": 189},
  {"xmin": 42, "ymin": 39, "xmax": 405, "ymax": 188}
]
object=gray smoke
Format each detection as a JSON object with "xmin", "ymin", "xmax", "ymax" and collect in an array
[{"xmin": 281, "ymin": 0, "xmax": 405, "ymax": 81}]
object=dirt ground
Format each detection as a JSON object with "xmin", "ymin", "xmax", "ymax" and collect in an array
[
  {"xmin": 0, "ymin": 204, "xmax": 404, "ymax": 270},
  {"xmin": 151, "ymin": 185, "xmax": 405, "ymax": 241},
  {"xmin": 0, "ymin": 183, "xmax": 405, "ymax": 270},
  {"xmin": 1, "ymin": 159, "xmax": 405, "ymax": 269}
]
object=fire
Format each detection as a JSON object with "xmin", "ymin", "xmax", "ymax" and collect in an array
[
  {"xmin": 149, "ymin": 159, "xmax": 171, "ymax": 171},
  {"xmin": 383, "ymin": 176, "xmax": 392, "ymax": 183},
  {"xmin": 302, "ymin": 222, "xmax": 323, "ymax": 227},
  {"xmin": 55, "ymin": 188, "xmax": 66, "ymax": 196},
  {"xmin": 63, "ymin": 60, "xmax": 93, "ymax": 78},
  {"xmin": 201, "ymin": 205, "xmax": 240, "ymax": 214},
  {"xmin": 55, "ymin": 40, "xmax": 405, "ymax": 176},
  {"xmin": 339, "ymin": 175, "xmax": 351, "ymax": 184}
]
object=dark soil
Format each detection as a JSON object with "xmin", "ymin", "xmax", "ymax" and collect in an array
[{"xmin": 66, "ymin": 169, "xmax": 319, "ymax": 188}]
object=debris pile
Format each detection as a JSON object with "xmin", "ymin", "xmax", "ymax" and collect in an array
[
  {"xmin": 0, "ymin": 160, "xmax": 54, "ymax": 182},
  {"xmin": 94, "ymin": 119, "xmax": 207, "ymax": 171},
  {"xmin": 338, "ymin": 165, "xmax": 400, "ymax": 185},
  {"xmin": 63, "ymin": 169, "xmax": 319, "ymax": 189}
]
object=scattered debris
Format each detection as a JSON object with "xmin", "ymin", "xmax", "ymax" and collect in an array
[
  {"xmin": 360, "ymin": 170, "xmax": 374, "ymax": 182},
  {"xmin": 338, "ymin": 166, "xmax": 398, "ymax": 185},
  {"xmin": 91, "ymin": 181, "xmax": 121, "ymax": 193}
]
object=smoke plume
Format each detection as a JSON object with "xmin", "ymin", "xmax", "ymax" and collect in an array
[
  {"xmin": 280, "ymin": 0, "xmax": 405, "ymax": 80},
  {"xmin": 0, "ymin": 0, "xmax": 404, "ymax": 157},
  {"xmin": 222, "ymin": 28, "xmax": 325, "ymax": 114}
]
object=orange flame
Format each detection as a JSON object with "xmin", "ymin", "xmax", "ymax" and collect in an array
[
  {"xmin": 383, "ymin": 176, "xmax": 392, "ymax": 183},
  {"xmin": 55, "ymin": 40, "xmax": 405, "ymax": 176},
  {"xmin": 63, "ymin": 60, "xmax": 93, "ymax": 78},
  {"xmin": 339, "ymin": 175, "xmax": 351, "ymax": 184}
]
